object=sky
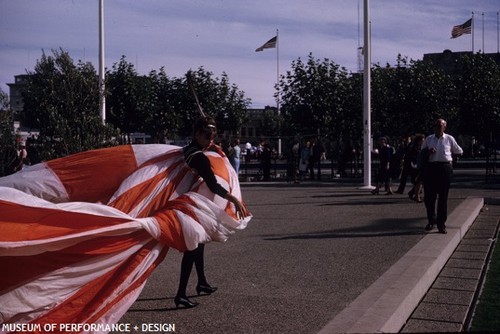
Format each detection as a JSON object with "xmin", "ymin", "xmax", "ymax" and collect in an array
[{"xmin": 1, "ymin": 0, "xmax": 499, "ymax": 108}]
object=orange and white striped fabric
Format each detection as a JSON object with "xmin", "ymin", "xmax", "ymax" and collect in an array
[{"xmin": 0, "ymin": 144, "xmax": 250, "ymax": 333}]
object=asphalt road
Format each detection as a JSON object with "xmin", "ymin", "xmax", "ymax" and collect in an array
[{"xmin": 116, "ymin": 172, "xmax": 500, "ymax": 334}]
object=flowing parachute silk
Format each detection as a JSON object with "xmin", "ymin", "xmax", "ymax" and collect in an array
[{"xmin": 0, "ymin": 144, "xmax": 251, "ymax": 333}]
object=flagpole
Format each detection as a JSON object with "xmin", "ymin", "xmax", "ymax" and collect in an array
[
  {"xmin": 276, "ymin": 28, "xmax": 281, "ymax": 155},
  {"xmin": 255, "ymin": 33, "xmax": 280, "ymax": 153},
  {"xmin": 482, "ymin": 12, "xmax": 485, "ymax": 53},
  {"xmin": 98, "ymin": 0, "xmax": 106, "ymax": 124},
  {"xmin": 361, "ymin": 0, "xmax": 373, "ymax": 189},
  {"xmin": 472, "ymin": 12, "xmax": 475, "ymax": 53},
  {"xmin": 497, "ymin": 12, "xmax": 499, "ymax": 53}
]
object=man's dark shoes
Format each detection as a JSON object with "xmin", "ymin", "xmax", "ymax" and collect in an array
[
  {"xmin": 424, "ymin": 223, "xmax": 434, "ymax": 231},
  {"xmin": 438, "ymin": 227, "xmax": 447, "ymax": 234}
]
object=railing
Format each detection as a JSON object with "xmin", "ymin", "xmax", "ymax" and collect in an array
[{"xmin": 237, "ymin": 158, "xmax": 498, "ymax": 182}]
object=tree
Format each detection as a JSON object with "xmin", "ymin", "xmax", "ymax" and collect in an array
[
  {"xmin": 214, "ymin": 72, "xmax": 250, "ymax": 134},
  {"xmin": 174, "ymin": 68, "xmax": 250, "ymax": 138},
  {"xmin": 22, "ymin": 48, "xmax": 117, "ymax": 159},
  {"xmin": 331, "ymin": 68, "xmax": 363, "ymax": 143},
  {"xmin": 405, "ymin": 58, "xmax": 457, "ymax": 133},
  {"xmin": 257, "ymin": 106, "xmax": 281, "ymax": 138},
  {"xmin": 141, "ymin": 68, "xmax": 181, "ymax": 143},
  {"xmin": 278, "ymin": 54, "xmax": 351, "ymax": 138},
  {"xmin": 0, "ymin": 87, "xmax": 18, "ymax": 176},
  {"xmin": 371, "ymin": 55, "xmax": 456, "ymax": 139},
  {"xmin": 455, "ymin": 54, "xmax": 500, "ymax": 144},
  {"xmin": 0, "ymin": 87, "xmax": 9, "ymax": 111},
  {"xmin": 106, "ymin": 56, "xmax": 142, "ymax": 136},
  {"xmin": 105, "ymin": 63, "xmax": 250, "ymax": 142}
]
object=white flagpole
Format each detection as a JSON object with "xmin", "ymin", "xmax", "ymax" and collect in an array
[
  {"xmin": 472, "ymin": 12, "xmax": 475, "ymax": 53},
  {"xmin": 497, "ymin": 12, "xmax": 499, "ymax": 53},
  {"xmin": 482, "ymin": 12, "xmax": 485, "ymax": 53},
  {"xmin": 98, "ymin": 0, "xmax": 106, "ymax": 124},
  {"xmin": 276, "ymin": 29, "xmax": 281, "ymax": 155},
  {"xmin": 361, "ymin": 0, "xmax": 373, "ymax": 189}
]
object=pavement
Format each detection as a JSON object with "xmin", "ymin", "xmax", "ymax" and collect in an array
[{"xmin": 116, "ymin": 169, "xmax": 500, "ymax": 334}]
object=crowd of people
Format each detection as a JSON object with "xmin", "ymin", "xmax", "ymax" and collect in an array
[
  {"xmin": 222, "ymin": 138, "xmax": 276, "ymax": 181},
  {"xmin": 219, "ymin": 119, "xmax": 464, "ymax": 209},
  {"xmin": 221, "ymin": 137, "xmax": 329, "ymax": 183},
  {"xmin": 287, "ymin": 137, "xmax": 326, "ymax": 183}
]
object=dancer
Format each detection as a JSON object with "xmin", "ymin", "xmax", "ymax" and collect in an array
[
  {"xmin": 0, "ymin": 123, "xmax": 251, "ymax": 328},
  {"xmin": 175, "ymin": 116, "xmax": 248, "ymax": 308}
]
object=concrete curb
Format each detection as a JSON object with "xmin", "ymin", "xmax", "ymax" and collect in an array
[{"xmin": 318, "ymin": 196, "xmax": 484, "ymax": 334}]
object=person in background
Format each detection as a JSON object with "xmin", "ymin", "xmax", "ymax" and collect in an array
[
  {"xmin": 396, "ymin": 135, "xmax": 412, "ymax": 194},
  {"xmin": 422, "ymin": 118, "xmax": 463, "ymax": 234},
  {"xmin": 15, "ymin": 141, "xmax": 29, "ymax": 172},
  {"xmin": 287, "ymin": 141, "xmax": 300, "ymax": 183},
  {"xmin": 371, "ymin": 137, "xmax": 394, "ymax": 195},
  {"xmin": 312, "ymin": 138, "xmax": 326, "ymax": 180},
  {"xmin": 308, "ymin": 138, "xmax": 316, "ymax": 179},
  {"xmin": 231, "ymin": 138, "xmax": 241, "ymax": 174},
  {"xmin": 407, "ymin": 134, "xmax": 425, "ymax": 203},
  {"xmin": 25, "ymin": 138, "xmax": 41, "ymax": 165},
  {"xmin": 245, "ymin": 141, "xmax": 252, "ymax": 163},
  {"xmin": 299, "ymin": 140, "xmax": 311, "ymax": 181},
  {"xmin": 260, "ymin": 141, "xmax": 272, "ymax": 181}
]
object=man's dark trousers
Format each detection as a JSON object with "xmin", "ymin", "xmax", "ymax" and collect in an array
[{"xmin": 423, "ymin": 162, "xmax": 453, "ymax": 230}]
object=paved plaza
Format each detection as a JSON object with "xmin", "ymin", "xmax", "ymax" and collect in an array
[{"xmin": 117, "ymin": 170, "xmax": 500, "ymax": 334}]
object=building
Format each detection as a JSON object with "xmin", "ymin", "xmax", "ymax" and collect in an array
[
  {"xmin": 423, "ymin": 49, "xmax": 500, "ymax": 75},
  {"xmin": 239, "ymin": 106, "xmax": 278, "ymax": 145},
  {"xmin": 7, "ymin": 74, "xmax": 28, "ymax": 113}
]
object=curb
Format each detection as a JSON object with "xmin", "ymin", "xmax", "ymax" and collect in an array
[{"xmin": 318, "ymin": 196, "xmax": 484, "ymax": 333}]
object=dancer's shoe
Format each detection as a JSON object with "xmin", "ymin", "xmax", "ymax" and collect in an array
[
  {"xmin": 196, "ymin": 284, "xmax": 218, "ymax": 295},
  {"xmin": 174, "ymin": 295, "xmax": 199, "ymax": 309}
]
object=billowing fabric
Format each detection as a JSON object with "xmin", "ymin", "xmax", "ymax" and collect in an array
[{"xmin": 0, "ymin": 144, "xmax": 250, "ymax": 333}]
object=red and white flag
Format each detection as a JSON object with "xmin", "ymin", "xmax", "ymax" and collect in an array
[{"xmin": 0, "ymin": 144, "xmax": 251, "ymax": 332}]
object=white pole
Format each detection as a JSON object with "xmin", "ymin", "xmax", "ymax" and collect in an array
[
  {"xmin": 482, "ymin": 12, "xmax": 485, "ymax": 53},
  {"xmin": 277, "ymin": 29, "xmax": 281, "ymax": 156},
  {"xmin": 361, "ymin": 0, "xmax": 373, "ymax": 189},
  {"xmin": 472, "ymin": 12, "xmax": 475, "ymax": 53},
  {"xmin": 497, "ymin": 12, "xmax": 499, "ymax": 53},
  {"xmin": 99, "ymin": 0, "xmax": 106, "ymax": 124}
]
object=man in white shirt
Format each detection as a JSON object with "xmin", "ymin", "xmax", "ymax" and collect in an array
[{"xmin": 422, "ymin": 118, "xmax": 463, "ymax": 234}]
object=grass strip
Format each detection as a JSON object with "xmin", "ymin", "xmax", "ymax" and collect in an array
[{"xmin": 469, "ymin": 229, "xmax": 500, "ymax": 332}]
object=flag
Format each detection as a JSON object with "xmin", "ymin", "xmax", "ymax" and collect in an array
[
  {"xmin": 255, "ymin": 36, "xmax": 277, "ymax": 52},
  {"xmin": 451, "ymin": 18, "xmax": 472, "ymax": 38},
  {"xmin": 0, "ymin": 144, "xmax": 251, "ymax": 329}
]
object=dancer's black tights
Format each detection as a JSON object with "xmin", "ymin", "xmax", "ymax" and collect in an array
[{"xmin": 176, "ymin": 244, "xmax": 207, "ymax": 297}]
